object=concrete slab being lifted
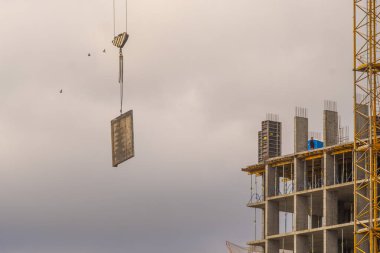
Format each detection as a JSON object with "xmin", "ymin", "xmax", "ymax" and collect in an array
[{"xmin": 111, "ymin": 110, "xmax": 134, "ymax": 167}]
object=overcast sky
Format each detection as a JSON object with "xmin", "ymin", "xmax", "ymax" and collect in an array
[{"xmin": 0, "ymin": 1, "xmax": 353, "ymax": 252}]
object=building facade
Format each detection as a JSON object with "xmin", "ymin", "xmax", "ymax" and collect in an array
[{"xmin": 242, "ymin": 104, "xmax": 360, "ymax": 253}]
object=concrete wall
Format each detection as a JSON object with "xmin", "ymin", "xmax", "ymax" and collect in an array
[
  {"xmin": 294, "ymin": 116, "xmax": 308, "ymax": 153},
  {"xmin": 311, "ymin": 200, "xmax": 324, "ymax": 229},
  {"xmin": 267, "ymin": 165, "xmax": 277, "ymax": 197},
  {"xmin": 295, "ymin": 235, "xmax": 308, "ymax": 253},
  {"xmin": 295, "ymin": 195, "xmax": 308, "ymax": 231},
  {"xmin": 267, "ymin": 200, "xmax": 279, "ymax": 236},
  {"xmin": 324, "ymin": 153, "xmax": 334, "ymax": 186},
  {"xmin": 324, "ymin": 230, "xmax": 338, "ymax": 253},
  {"xmin": 323, "ymin": 110, "xmax": 338, "ymax": 147},
  {"xmin": 325, "ymin": 191, "xmax": 338, "ymax": 226}
]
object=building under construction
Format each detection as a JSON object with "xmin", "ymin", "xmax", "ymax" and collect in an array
[
  {"xmin": 242, "ymin": 102, "xmax": 363, "ymax": 253},
  {"xmin": 234, "ymin": 0, "xmax": 380, "ymax": 252}
]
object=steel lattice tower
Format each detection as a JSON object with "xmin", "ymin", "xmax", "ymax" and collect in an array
[{"xmin": 354, "ymin": 0, "xmax": 380, "ymax": 252}]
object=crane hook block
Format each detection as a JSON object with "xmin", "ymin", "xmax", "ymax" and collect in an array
[{"xmin": 112, "ymin": 32, "xmax": 129, "ymax": 49}]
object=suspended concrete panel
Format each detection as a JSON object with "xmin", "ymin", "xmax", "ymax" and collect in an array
[{"xmin": 111, "ymin": 110, "xmax": 134, "ymax": 167}]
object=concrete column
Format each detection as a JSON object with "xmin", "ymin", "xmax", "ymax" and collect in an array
[
  {"xmin": 323, "ymin": 110, "xmax": 338, "ymax": 147},
  {"xmin": 265, "ymin": 164, "xmax": 270, "ymax": 197},
  {"xmin": 294, "ymin": 116, "xmax": 308, "ymax": 153},
  {"xmin": 323, "ymin": 190, "xmax": 327, "ymax": 228},
  {"xmin": 325, "ymin": 153, "xmax": 334, "ymax": 186},
  {"xmin": 295, "ymin": 158, "xmax": 305, "ymax": 191},
  {"xmin": 265, "ymin": 164, "xmax": 270, "ymax": 239},
  {"xmin": 325, "ymin": 190, "xmax": 338, "ymax": 226},
  {"xmin": 267, "ymin": 165, "xmax": 277, "ymax": 197},
  {"xmin": 293, "ymin": 235, "xmax": 298, "ymax": 253},
  {"xmin": 295, "ymin": 195, "xmax": 308, "ymax": 231},
  {"xmin": 293, "ymin": 195, "xmax": 297, "ymax": 233},
  {"xmin": 324, "ymin": 230, "xmax": 338, "ymax": 253}
]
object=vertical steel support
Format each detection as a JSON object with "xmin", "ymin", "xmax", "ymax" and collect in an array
[
  {"xmin": 275, "ymin": 166, "xmax": 278, "ymax": 196},
  {"xmin": 283, "ymin": 165, "xmax": 285, "ymax": 194},
  {"xmin": 354, "ymin": 0, "xmax": 380, "ymax": 252},
  {"xmin": 312, "ymin": 159, "xmax": 315, "ymax": 189},
  {"xmin": 334, "ymin": 154, "xmax": 337, "ymax": 184},
  {"xmin": 342, "ymin": 229, "xmax": 344, "ymax": 253},
  {"xmin": 343, "ymin": 152, "xmax": 346, "ymax": 183},
  {"xmin": 291, "ymin": 163, "xmax": 294, "ymax": 193},
  {"xmin": 304, "ymin": 161, "xmax": 307, "ymax": 191}
]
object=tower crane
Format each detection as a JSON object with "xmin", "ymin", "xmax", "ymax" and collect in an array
[{"xmin": 353, "ymin": 0, "xmax": 380, "ymax": 252}]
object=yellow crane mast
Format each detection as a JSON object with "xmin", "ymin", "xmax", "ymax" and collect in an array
[{"xmin": 354, "ymin": 0, "xmax": 380, "ymax": 252}]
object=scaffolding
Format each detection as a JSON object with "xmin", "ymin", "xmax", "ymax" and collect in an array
[
  {"xmin": 249, "ymin": 172, "xmax": 265, "ymax": 204},
  {"xmin": 249, "ymin": 171, "xmax": 265, "ymax": 241}
]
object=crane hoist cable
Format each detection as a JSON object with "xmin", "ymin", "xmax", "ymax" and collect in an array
[{"xmin": 112, "ymin": 0, "xmax": 129, "ymax": 114}]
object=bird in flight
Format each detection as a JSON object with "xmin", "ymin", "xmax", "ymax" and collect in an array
[
  {"xmin": 88, "ymin": 53, "xmax": 91, "ymax": 56},
  {"xmin": 59, "ymin": 89, "xmax": 63, "ymax": 93},
  {"xmin": 103, "ymin": 49, "xmax": 106, "ymax": 53}
]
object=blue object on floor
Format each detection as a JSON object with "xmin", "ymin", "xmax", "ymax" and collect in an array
[{"xmin": 308, "ymin": 139, "xmax": 324, "ymax": 150}]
